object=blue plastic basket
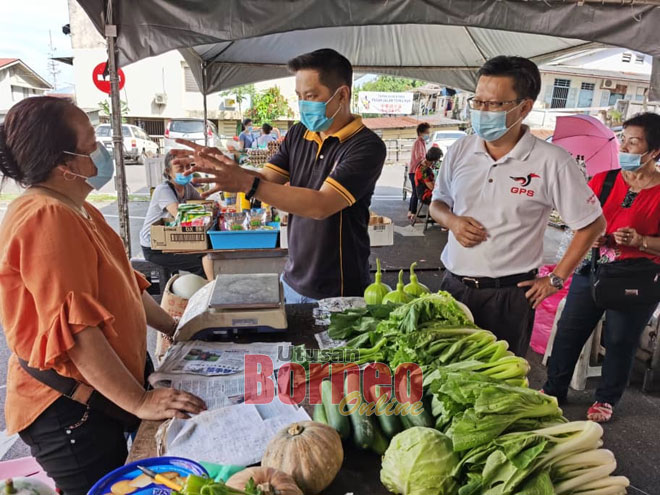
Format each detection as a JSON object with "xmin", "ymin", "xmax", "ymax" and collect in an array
[{"xmin": 207, "ymin": 221, "xmax": 280, "ymax": 250}]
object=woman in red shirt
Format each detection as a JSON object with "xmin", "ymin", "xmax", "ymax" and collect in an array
[
  {"xmin": 407, "ymin": 122, "xmax": 430, "ymax": 220},
  {"xmin": 543, "ymin": 112, "xmax": 660, "ymax": 422}
]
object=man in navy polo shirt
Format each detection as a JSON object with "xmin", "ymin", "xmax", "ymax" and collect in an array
[
  {"xmin": 181, "ymin": 49, "xmax": 386, "ymax": 302},
  {"xmin": 430, "ymin": 56, "xmax": 606, "ymax": 356}
]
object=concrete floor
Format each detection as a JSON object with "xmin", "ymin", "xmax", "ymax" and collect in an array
[{"xmin": 1, "ymin": 164, "xmax": 659, "ymax": 494}]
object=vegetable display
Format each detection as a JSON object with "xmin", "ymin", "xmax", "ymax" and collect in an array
[
  {"xmin": 364, "ymin": 259, "xmax": 392, "ymax": 305},
  {"xmin": 226, "ymin": 467, "xmax": 302, "ymax": 495},
  {"xmin": 382, "ymin": 270, "xmax": 414, "ymax": 305},
  {"xmin": 403, "ymin": 262, "xmax": 430, "ymax": 297}
]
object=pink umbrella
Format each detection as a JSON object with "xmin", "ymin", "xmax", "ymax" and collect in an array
[{"xmin": 552, "ymin": 115, "xmax": 620, "ymax": 177}]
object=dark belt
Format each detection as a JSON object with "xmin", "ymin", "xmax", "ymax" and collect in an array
[{"xmin": 449, "ymin": 269, "xmax": 538, "ymax": 289}]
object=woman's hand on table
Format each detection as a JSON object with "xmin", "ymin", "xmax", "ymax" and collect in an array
[{"xmin": 134, "ymin": 388, "xmax": 207, "ymax": 420}]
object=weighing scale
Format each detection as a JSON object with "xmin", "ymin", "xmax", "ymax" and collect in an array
[{"xmin": 187, "ymin": 273, "xmax": 288, "ymax": 340}]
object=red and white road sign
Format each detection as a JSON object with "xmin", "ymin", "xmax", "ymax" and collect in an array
[{"xmin": 92, "ymin": 62, "xmax": 125, "ymax": 94}]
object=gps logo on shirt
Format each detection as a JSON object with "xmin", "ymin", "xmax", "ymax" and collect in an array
[{"xmin": 510, "ymin": 173, "xmax": 540, "ymax": 197}]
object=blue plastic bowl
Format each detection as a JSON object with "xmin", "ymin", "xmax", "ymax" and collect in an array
[{"xmin": 88, "ymin": 457, "xmax": 207, "ymax": 495}]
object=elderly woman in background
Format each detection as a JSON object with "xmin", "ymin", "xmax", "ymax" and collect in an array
[
  {"xmin": 543, "ymin": 112, "xmax": 660, "ymax": 423},
  {"xmin": 0, "ymin": 97, "xmax": 205, "ymax": 495},
  {"xmin": 139, "ymin": 151, "xmax": 213, "ymax": 279}
]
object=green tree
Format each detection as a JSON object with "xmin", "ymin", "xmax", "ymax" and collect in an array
[
  {"xmin": 221, "ymin": 84, "xmax": 256, "ymax": 120},
  {"xmin": 246, "ymin": 86, "xmax": 293, "ymax": 124},
  {"xmin": 360, "ymin": 75, "xmax": 425, "ymax": 93},
  {"xmin": 98, "ymin": 99, "xmax": 130, "ymax": 123}
]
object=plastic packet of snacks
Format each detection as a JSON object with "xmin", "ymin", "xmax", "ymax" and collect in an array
[
  {"xmin": 248, "ymin": 208, "xmax": 268, "ymax": 230},
  {"xmin": 222, "ymin": 211, "xmax": 250, "ymax": 231}
]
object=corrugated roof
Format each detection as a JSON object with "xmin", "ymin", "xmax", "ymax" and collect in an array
[{"xmin": 362, "ymin": 115, "xmax": 463, "ymax": 129}]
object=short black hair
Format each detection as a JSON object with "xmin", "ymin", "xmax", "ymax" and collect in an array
[
  {"xmin": 478, "ymin": 56, "xmax": 541, "ymax": 101},
  {"xmin": 417, "ymin": 122, "xmax": 431, "ymax": 135},
  {"xmin": 623, "ymin": 112, "xmax": 660, "ymax": 151},
  {"xmin": 426, "ymin": 147, "xmax": 443, "ymax": 162},
  {"xmin": 243, "ymin": 118, "xmax": 253, "ymax": 126},
  {"xmin": 287, "ymin": 49, "xmax": 353, "ymax": 93},
  {"xmin": 262, "ymin": 123, "xmax": 273, "ymax": 134}
]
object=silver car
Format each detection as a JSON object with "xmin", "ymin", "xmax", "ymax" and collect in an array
[
  {"xmin": 95, "ymin": 124, "xmax": 159, "ymax": 164},
  {"xmin": 163, "ymin": 118, "xmax": 224, "ymax": 153}
]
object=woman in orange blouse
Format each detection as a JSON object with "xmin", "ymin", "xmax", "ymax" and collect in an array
[{"xmin": 0, "ymin": 97, "xmax": 206, "ymax": 495}]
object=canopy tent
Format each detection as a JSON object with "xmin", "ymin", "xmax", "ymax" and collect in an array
[
  {"xmin": 74, "ymin": 0, "xmax": 660, "ymax": 251},
  {"xmin": 77, "ymin": 0, "xmax": 660, "ymax": 97}
]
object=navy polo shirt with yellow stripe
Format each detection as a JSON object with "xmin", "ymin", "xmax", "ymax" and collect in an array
[{"xmin": 266, "ymin": 116, "xmax": 386, "ymax": 299}]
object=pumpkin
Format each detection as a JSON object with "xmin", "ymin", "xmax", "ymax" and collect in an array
[
  {"xmin": 261, "ymin": 421, "xmax": 343, "ymax": 494},
  {"xmin": 226, "ymin": 467, "xmax": 302, "ymax": 495}
]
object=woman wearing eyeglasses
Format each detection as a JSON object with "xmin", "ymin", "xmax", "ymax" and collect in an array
[{"xmin": 543, "ymin": 112, "xmax": 660, "ymax": 423}]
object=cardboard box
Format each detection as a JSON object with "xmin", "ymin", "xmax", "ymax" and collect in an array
[
  {"xmin": 279, "ymin": 216, "xmax": 393, "ymax": 248},
  {"xmin": 150, "ymin": 218, "xmax": 210, "ymax": 251}
]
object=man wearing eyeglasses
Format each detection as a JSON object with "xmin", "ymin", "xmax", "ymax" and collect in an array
[{"xmin": 430, "ymin": 56, "xmax": 606, "ymax": 356}]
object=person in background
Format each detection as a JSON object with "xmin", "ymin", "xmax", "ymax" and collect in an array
[
  {"xmin": 173, "ymin": 48, "xmax": 386, "ymax": 303},
  {"xmin": 414, "ymin": 147, "xmax": 443, "ymax": 209},
  {"xmin": 252, "ymin": 123, "xmax": 278, "ymax": 149},
  {"xmin": 239, "ymin": 118, "xmax": 254, "ymax": 149},
  {"xmin": 139, "ymin": 152, "xmax": 213, "ymax": 279},
  {"xmin": 0, "ymin": 97, "xmax": 205, "ymax": 495},
  {"xmin": 543, "ymin": 112, "xmax": 660, "ymax": 423},
  {"xmin": 408, "ymin": 122, "xmax": 431, "ymax": 221},
  {"xmin": 430, "ymin": 55, "xmax": 606, "ymax": 356},
  {"xmin": 272, "ymin": 126, "xmax": 282, "ymax": 140}
]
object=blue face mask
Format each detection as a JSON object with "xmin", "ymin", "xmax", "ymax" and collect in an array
[
  {"xmin": 470, "ymin": 102, "xmax": 524, "ymax": 142},
  {"xmin": 618, "ymin": 151, "xmax": 649, "ymax": 172},
  {"xmin": 299, "ymin": 88, "xmax": 342, "ymax": 133},
  {"xmin": 62, "ymin": 142, "xmax": 114, "ymax": 190},
  {"xmin": 174, "ymin": 172, "xmax": 192, "ymax": 185}
]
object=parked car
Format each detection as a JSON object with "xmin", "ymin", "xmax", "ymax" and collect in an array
[
  {"xmin": 428, "ymin": 130, "xmax": 467, "ymax": 155},
  {"xmin": 163, "ymin": 118, "xmax": 228, "ymax": 153},
  {"xmin": 95, "ymin": 124, "xmax": 159, "ymax": 164}
]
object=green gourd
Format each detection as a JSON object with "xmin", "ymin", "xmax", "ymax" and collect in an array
[
  {"xmin": 404, "ymin": 262, "xmax": 431, "ymax": 297},
  {"xmin": 382, "ymin": 270, "xmax": 414, "ymax": 304},
  {"xmin": 364, "ymin": 258, "xmax": 392, "ymax": 304}
]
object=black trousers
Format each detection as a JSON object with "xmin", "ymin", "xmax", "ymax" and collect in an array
[
  {"xmin": 543, "ymin": 273, "xmax": 656, "ymax": 405},
  {"xmin": 440, "ymin": 271, "xmax": 536, "ymax": 356},
  {"xmin": 408, "ymin": 172, "xmax": 419, "ymax": 214},
  {"xmin": 19, "ymin": 397, "xmax": 128, "ymax": 495},
  {"xmin": 142, "ymin": 245, "xmax": 205, "ymax": 277}
]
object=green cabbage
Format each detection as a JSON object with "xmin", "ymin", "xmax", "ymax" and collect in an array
[{"xmin": 380, "ymin": 427, "xmax": 459, "ymax": 495}]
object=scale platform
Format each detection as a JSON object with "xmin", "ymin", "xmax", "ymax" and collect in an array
[{"xmin": 190, "ymin": 273, "xmax": 288, "ymax": 340}]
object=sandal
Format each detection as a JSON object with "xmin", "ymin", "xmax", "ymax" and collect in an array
[{"xmin": 587, "ymin": 402, "xmax": 613, "ymax": 423}]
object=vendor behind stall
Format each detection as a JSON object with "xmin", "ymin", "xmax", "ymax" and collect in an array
[
  {"xmin": 139, "ymin": 152, "xmax": 213, "ymax": 279},
  {"xmin": 252, "ymin": 123, "xmax": 278, "ymax": 149},
  {"xmin": 173, "ymin": 49, "xmax": 387, "ymax": 303}
]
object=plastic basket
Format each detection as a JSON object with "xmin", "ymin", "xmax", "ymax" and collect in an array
[{"xmin": 207, "ymin": 221, "xmax": 280, "ymax": 250}]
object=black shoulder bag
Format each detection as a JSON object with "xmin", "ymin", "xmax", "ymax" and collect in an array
[{"xmin": 590, "ymin": 169, "xmax": 660, "ymax": 310}]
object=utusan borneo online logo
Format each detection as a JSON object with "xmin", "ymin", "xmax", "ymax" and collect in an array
[{"xmin": 243, "ymin": 346, "xmax": 425, "ymax": 417}]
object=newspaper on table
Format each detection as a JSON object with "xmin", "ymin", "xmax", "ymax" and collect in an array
[
  {"xmin": 313, "ymin": 297, "xmax": 366, "ymax": 349},
  {"xmin": 150, "ymin": 340, "xmax": 292, "ymax": 410},
  {"xmin": 157, "ymin": 399, "xmax": 310, "ymax": 466}
]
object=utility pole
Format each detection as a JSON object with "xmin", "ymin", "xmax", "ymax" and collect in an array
[{"xmin": 47, "ymin": 30, "xmax": 60, "ymax": 89}]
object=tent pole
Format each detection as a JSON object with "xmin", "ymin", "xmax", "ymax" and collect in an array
[
  {"xmin": 105, "ymin": 0, "xmax": 131, "ymax": 257},
  {"xmin": 203, "ymin": 62, "xmax": 208, "ymax": 147}
]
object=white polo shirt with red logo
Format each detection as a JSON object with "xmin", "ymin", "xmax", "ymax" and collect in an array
[{"xmin": 432, "ymin": 126, "xmax": 602, "ymax": 278}]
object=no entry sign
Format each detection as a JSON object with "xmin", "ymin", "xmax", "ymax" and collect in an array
[{"xmin": 92, "ymin": 62, "xmax": 125, "ymax": 94}]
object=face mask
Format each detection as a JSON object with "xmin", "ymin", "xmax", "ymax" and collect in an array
[
  {"xmin": 470, "ymin": 101, "xmax": 524, "ymax": 142},
  {"xmin": 423, "ymin": 134, "xmax": 431, "ymax": 143},
  {"xmin": 62, "ymin": 142, "xmax": 114, "ymax": 190},
  {"xmin": 246, "ymin": 126, "xmax": 253, "ymax": 132},
  {"xmin": 618, "ymin": 151, "xmax": 651, "ymax": 172},
  {"xmin": 299, "ymin": 88, "xmax": 342, "ymax": 133},
  {"xmin": 174, "ymin": 172, "xmax": 192, "ymax": 185}
]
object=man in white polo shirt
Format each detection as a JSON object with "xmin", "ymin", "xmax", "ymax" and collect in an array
[{"xmin": 430, "ymin": 56, "xmax": 606, "ymax": 356}]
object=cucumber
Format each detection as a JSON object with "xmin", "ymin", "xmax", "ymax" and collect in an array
[
  {"xmin": 345, "ymin": 374, "xmax": 376, "ymax": 450},
  {"xmin": 321, "ymin": 380, "xmax": 350, "ymax": 440},
  {"xmin": 370, "ymin": 423, "xmax": 389, "ymax": 455},
  {"xmin": 377, "ymin": 403, "xmax": 403, "ymax": 438},
  {"xmin": 313, "ymin": 403, "xmax": 328, "ymax": 424},
  {"xmin": 400, "ymin": 411, "xmax": 415, "ymax": 430},
  {"xmin": 403, "ymin": 395, "xmax": 434, "ymax": 428}
]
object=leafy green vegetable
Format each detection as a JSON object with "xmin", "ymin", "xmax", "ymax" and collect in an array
[
  {"xmin": 179, "ymin": 475, "xmax": 259, "ymax": 495},
  {"xmin": 327, "ymin": 304, "xmax": 398, "ymax": 340},
  {"xmin": 380, "ymin": 427, "xmax": 459, "ymax": 495}
]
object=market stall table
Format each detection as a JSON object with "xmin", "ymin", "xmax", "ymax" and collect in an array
[{"xmin": 128, "ymin": 304, "xmax": 390, "ymax": 495}]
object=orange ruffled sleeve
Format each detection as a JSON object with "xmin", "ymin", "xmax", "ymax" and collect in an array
[
  {"xmin": 12, "ymin": 204, "xmax": 119, "ymax": 369},
  {"xmin": 134, "ymin": 270, "xmax": 151, "ymax": 293}
]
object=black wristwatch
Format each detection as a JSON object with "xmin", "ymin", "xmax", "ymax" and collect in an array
[
  {"xmin": 245, "ymin": 176, "xmax": 261, "ymax": 200},
  {"xmin": 549, "ymin": 272, "xmax": 564, "ymax": 290}
]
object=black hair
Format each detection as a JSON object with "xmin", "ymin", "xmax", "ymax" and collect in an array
[
  {"xmin": 262, "ymin": 123, "xmax": 273, "ymax": 134},
  {"xmin": 426, "ymin": 147, "xmax": 443, "ymax": 162},
  {"xmin": 241, "ymin": 118, "xmax": 253, "ymax": 132},
  {"xmin": 0, "ymin": 96, "xmax": 78, "ymax": 189},
  {"xmin": 623, "ymin": 112, "xmax": 660, "ymax": 151},
  {"xmin": 416, "ymin": 122, "xmax": 431, "ymax": 136},
  {"xmin": 477, "ymin": 56, "xmax": 541, "ymax": 101},
  {"xmin": 287, "ymin": 49, "xmax": 353, "ymax": 94}
]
